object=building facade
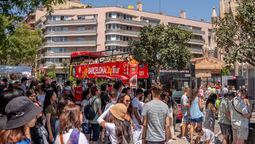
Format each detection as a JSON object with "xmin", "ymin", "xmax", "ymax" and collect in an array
[{"xmin": 29, "ymin": 0, "xmax": 214, "ymax": 79}]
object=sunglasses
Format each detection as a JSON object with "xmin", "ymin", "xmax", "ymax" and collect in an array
[{"xmin": 125, "ymin": 100, "xmax": 131, "ymax": 103}]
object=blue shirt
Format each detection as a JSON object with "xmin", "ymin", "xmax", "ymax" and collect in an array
[
  {"xmin": 15, "ymin": 138, "xmax": 30, "ymax": 144},
  {"xmin": 181, "ymin": 94, "xmax": 189, "ymax": 116},
  {"xmin": 190, "ymin": 97, "xmax": 203, "ymax": 119}
]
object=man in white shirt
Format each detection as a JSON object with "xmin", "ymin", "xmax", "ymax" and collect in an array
[{"xmin": 195, "ymin": 127, "xmax": 215, "ymax": 144}]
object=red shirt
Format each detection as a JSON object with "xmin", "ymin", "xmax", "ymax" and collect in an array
[{"xmin": 74, "ymin": 86, "xmax": 83, "ymax": 102}]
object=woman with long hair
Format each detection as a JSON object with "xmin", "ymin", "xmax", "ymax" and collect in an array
[
  {"xmin": 0, "ymin": 96, "xmax": 42, "ymax": 144},
  {"xmin": 55, "ymin": 104, "xmax": 88, "ymax": 143},
  {"xmin": 204, "ymin": 94, "xmax": 218, "ymax": 132},
  {"xmin": 189, "ymin": 88, "xmax": 204, "ymax": 143},
  {"xmin": 26, "ymin": 88, "xmax": 37, "ymax": 102},
  {"xmin": 117, "ymin": 94, "xmax": 133, "ymax": 122},
  {"xmin": 143, "ymin": 90, "xmax": 152, "ymax": 103},
  {"xmin": 43, "ymin": 90, "xmax": 58, "ymax": 143},
  {"xmin": 97, "ymin": 103, "xmax": 132, "ymax": 144}
]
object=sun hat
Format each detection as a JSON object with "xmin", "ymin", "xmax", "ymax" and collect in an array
[
  {"xmin": 5, "ymin": 96, "xmax": 42, "ymax": 129},
  {"xmin": 109, "ymin": 103, "xmax": 127, "ymax": 121}
]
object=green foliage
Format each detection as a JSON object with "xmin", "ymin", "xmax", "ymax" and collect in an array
[
  {"xmin": 47, "ymin": 72, "xmax": 56, "ymax": 79},
  {"xmin": 96, "ymin": 78, "xmax": 108, "ymax": 89},
  {"xmin": 221, "ymin": 67, "xmax": 231, "ymax": 76},
  {"xmin": 69, "ymin": 77, "xmax": 74, "ymax": 86},
  {"xmin": 48, "ymin": 64, "xmax": 56, "ymax": 72},
  {"xmin": 131, "ymin": 24, "xmax": 192, "ymax": 81},
  {"xmin": 0, "ymin": 21, "xmax": 42, "ymax": 65},
  {"xmin": 86, "ymin": 4, "xmax": 93, "ymax": 8},
  {"xmin": 37, "ymin": 73, "xmax": 45, "ymax": 79},
  {"xmin": 61, "ymin": 60, "xmax": 69, "ymax": 80},
  {"xmin": 215, "ymin": 0, "xmax": 255, "ymax": 67}
]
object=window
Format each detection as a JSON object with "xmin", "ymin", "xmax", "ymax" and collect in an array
[
  {"xmin": 78, "ymin": 16, "xmax": 85, "ymax": 20},
  {"xmin": 46, "ymin": 58, "xmax": 63, "ymax": 63},
  {"xmin": 192, "ymin": 26, "xmax": 202, "ymax": 31},
  {"xmin": 77, "ymin": 37, "xmax": 85, "ymax": 41},
  {"xmin": 93, "ymin": 36, "xmax": 97, "ymax": 41},
  {"xmin": 77, "ymin": 48, "xmax": 85, "ymax": 51},
  {"xmin": 47, "ymin": 48, "xmax": 67, "ymax": 53},
  {"xmin": 48, "ymin": 37, "xmax": 67, "ymax": 42},
  {"xmin": 77, "ymin": 26, "xmax": 85, "ymax": 31},
  {"xmin": 93, "ymin": 26, "xmax": 97, "ymax": 30}
]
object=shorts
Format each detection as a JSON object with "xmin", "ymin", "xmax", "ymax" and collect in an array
[
  {"xmin": 219, "ymin": 123, "xmax": 232, "ymax": 136},
  {"xmin": 190, "ymin": 117, "xmax": 203, "ymax": 123},
  {"xmin": 90, "ymin": 123, "xmax": 100, "ymax": 141},
  {"xmin": 182, "ymin": 115, "xmax": 189, "ymax": 123},
  {"xmin": 232, "ymin": 124, "xmax": 248, "ymax": 140},
  {"xmin": 81, "ymin": 123, "xmax": 90, "ymax": 134}
]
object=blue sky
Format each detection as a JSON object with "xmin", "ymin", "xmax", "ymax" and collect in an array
[{"xmin": 80, "ymin": 0, "xmax": 219, "ymax": 22}]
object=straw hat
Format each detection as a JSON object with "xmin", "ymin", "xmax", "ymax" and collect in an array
[{"xmin": 110, "ymin": 103, "xmax": 127, "ymax": 121}]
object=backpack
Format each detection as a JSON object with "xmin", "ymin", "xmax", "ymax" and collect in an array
[{"xmin": 84, "ymin": 97, "xmax": 98, "ymax": 120}]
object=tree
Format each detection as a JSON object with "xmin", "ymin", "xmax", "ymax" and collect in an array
[
  {"xmin": 47, "ymin": 72, "xmax": 56, "ymax": 79},
  {"xmin": 86, "ymin": 4, "xmax": 93, "ymax": 8},
  {"xmin": 131, "ymin": 24, "xmax": 192, "ymax": 81},
  {"xmin": 0, "ymin": 21, "xmax": 42, "ymax": 65},
  {"xmin": 61, "ymin": 60, "xmax": 70, "ymax": 81},
  {"xmin": 221, "ymin": 67, "xmax": 231, "ymax": 76},
  {"xmin": 0, "ymin": 0, "xmax": 65, "ymax": 60},
  {"xmin": 48, "ymin": 64, "xmax": 56, "ymax": 72},
  {"xmin": 215, "ymin": 0, "xmax": 255, "ymax": 67}
]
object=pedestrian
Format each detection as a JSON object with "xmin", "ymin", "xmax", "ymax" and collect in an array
[
  {"xmin": 37, "ymin": 84, "xmax": 47, "ymax": 107},
  {"xmin": 100, "ymin": 83, "xmax": 109, "ymax": 111},
  {"xmin": 218, "ymin": 93, "xmax": 233, "ymax": 144},
  {"xmin": 0, "ymin": 96, "xmax": 42, "ymax": 143},
  {"xmin": 204, "ymin": 94, "xmax": 218, "ymax": 132},
  {"xmin": 194, "ymin": 127, "xmax": 216, "ymax": 144},
  {"xmin": 55, "ymin": 104, "xmax": 89, "ymax": 143},
  {"xmin": 26, "ymin": 88, "xmax": 37, "ymax": 102},
  {"xmin": 80, "ymin": 89, "xmax": 91, "ymax": 140},
  {"xmin": 143, "ymin": 90, "xmax": 152, "ymax": 103},
  {"xmin": 113, "ymin": 81, "xmax": 122, "ymax": 100},
  {"xmin": 132, "ymin": 88, "xmax": 143, "ymax": 127},
  {"xmin": 88, "ymin": 85, "xmax": 102, "ymax": 144},
  {"xmin": 97, "ymin": 103, "xmax": 133, "ymax": 144},
  {"xmin": 181, "ymin": 86, "xmax": 190, "ymax": 141},
  {"xmin": 43, "ymin": 90, "xmax": 58, "ymax": 143},
  {"xmin": 223, "ymin": 85, "xmax": 229, "ymax": 95},
  {"xmin": 142, "ymin": 82, "xmax": 171, "ymax": 144},
  {"xmin": 21, "ymin": 77, "xmax": 28, "ymax": 92},
  {"xmin": 189, "ymin": 88, "xmax": 204, "ymax": 143},
  {"xmin": 73, "ymin": 80, "xmax": 83, "ymax": 105},
  {"xmin": 63, "ymin": 86, "xmax": 75, "ymax": 102},
  {"xmin": 163, "ymin": 86, "xmax": 177, "ymax": 141},
  {"xmin": 230, "ymin": 91, "xmax": 252, "ymax": 144},
  {"xmin": 121, "ymin": 87, "xmax": 131, "ymax": 96},
  {"xmin": 117, "ymin": 93, "xmax": 133, "ymax": 122}
]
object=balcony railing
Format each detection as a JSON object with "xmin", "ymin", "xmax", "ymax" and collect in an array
[
  {"xmin": 188, "ymin": 39, "xmax": 205, "ymax": 45},
  {"xmin": 106, "ymin": 18, "xmax": 148, "ymax": 27},
  {"xmin": 44, "ymin": 40, "xmax": 97, "ymax": 47},
  {"xmin": 181, "ymin": 26, "xmax": 205, "ymax": 35},
  {"xmin": 46, "ymin": 19, "xmax": 97, "ymax": 26},
  {"xmin": 189, "ymin": 48, "xmax": 203, "ymax": 54},
  {"xmin": 44, "ymin": 52, "xmax": 73, "ymax": 57},
  {"xmin": 45, "ymin": 29, "xmax": 97, "ymax": 36},
  {"xmin": 105, "ymin": 40, "xmax": 129, "ymax": 46},
  {"xmin": 106, "ymin": 29, "xmax": 140, "ymax": 36},
  {"xmin": 42, "ymin": 62, "xmax": 63, "ymax": 67}
]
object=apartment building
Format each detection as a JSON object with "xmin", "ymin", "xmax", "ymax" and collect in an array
[{"xmin": 31, "ymin": 0, "xmax": 214, "ymax": 79}]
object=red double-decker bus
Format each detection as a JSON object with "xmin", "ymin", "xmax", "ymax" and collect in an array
[{"xmin": 69, "ymin": 48, "xmax": 149, "ymax": 88}]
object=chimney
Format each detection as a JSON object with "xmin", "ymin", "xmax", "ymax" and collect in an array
[
  {"xmin": 180, "ymin": 10, "xmax": 186, "ymax": 19},
  {"xmin": 137, "ymin": 1, "xmax": 143, "ymax": 11}
]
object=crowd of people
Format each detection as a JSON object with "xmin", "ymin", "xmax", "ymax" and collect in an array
[{"xmin": 0, "ymin": 76, "xmax": 253, "ymax": 144}]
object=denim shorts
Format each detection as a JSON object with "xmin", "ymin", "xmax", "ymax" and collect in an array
[
  {"xmin": 182, "ymin": 115, "xmax": 189, "ymax": 123},
  {"xmin": 190, "ymin": 117, "xmax": 203, "ymax": 123}
]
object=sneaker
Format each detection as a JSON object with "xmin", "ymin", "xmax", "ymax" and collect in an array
[{"xmin": 181, "ymin": 137, "xmax": 187, "ymax": 141}]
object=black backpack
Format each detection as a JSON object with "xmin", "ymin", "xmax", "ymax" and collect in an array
[{"xmin": 84, "ymin": 97, "xmax": 98, "ymax": 120}]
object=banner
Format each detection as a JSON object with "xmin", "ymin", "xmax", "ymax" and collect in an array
[
  {"xmin": 76, "ymin": 61, "xmax": 129, "ymax": 80},
  {"xmin": 138, "ymin": 64, "xmax": 149, "ymax": 78}
]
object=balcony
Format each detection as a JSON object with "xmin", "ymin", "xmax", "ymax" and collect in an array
[
  {"xmin": 105, "ymin": 40, "xmax": 129, "ymax": 46},
  {"xmin": 45, "ymin": 29, "xmax": 97, "ymax": 37},
  {"xmin": 106, "ymin": 18, "xmax": 148, "ymax": 27},
  {"xmin": 188, "ymin": 39, "xmax": 205, "ymax": 45},
  {"xmin": 44, "ymin": 40, "xmax": 97, "ymax": 47},
  {"xmin": 105, "ymin": 29, "xmax": 140, "ymax": 37},
  {"xmin": 46, "ymin": 19, "xmax": 97, "ymax": 26},
  {"xmin": 189, "ymin": 48, "xmax": 203, "ymax": 54},
  {"xmin": 181, "ymin": 26, "xmax": 205, "ymax": 35},
  {"xmin": 42, "ymin": 62, "xmax": 63, "ymax": 68}
]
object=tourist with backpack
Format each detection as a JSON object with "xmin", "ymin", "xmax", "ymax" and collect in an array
[
  {"xmin": 55, "ymin": 104, "xmax": 88, "ymax": 144},
  {"xmin": 85, "ymin": 85, "xmax": 102, "ymax": 144}
]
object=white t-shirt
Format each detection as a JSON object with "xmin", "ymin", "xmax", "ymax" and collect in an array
[
  {"xmin": 199, "ymin": 128, "xmax": 215, "ymax": 144},
  {"xmin": 132, "ymin": 97, "xmax": 143, "ymax": 126},
  {"xmin": 55, "ymin": 129, "xmax": 89, "ymax": 144},
  {"xmin": 105, "ymin": 122, "xmax": 118, "ymax": 144}
]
